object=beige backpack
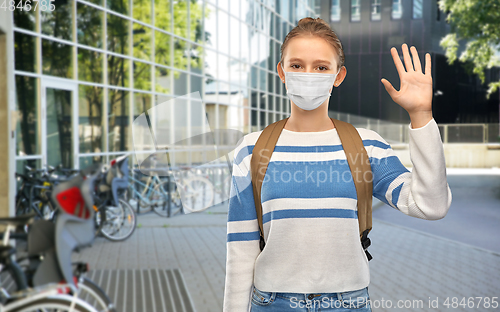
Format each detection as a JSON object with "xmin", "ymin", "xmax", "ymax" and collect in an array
[{"xmin": 250, "ymin": 117, "xmax": 374, "ymax": 260}]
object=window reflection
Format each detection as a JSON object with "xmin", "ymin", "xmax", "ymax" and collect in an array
[
  {"xmin": 173, "ymin": 38, "xmax": 189, "ymax": 69},
  {"xmin": 17, "ymin": 160, "xmax": 42, "ymax": 177},
  {"xmin": 108, "ymin": 89, "xmax": 130, "ymax": 152},
  {"xmin": 133, "ymin": 23, "xmax": 152, "ymax": 61},
  {"xmin": 86, "ymin": 0, "xmax": 103, "ymax": 6},
  {"xmin": 46, "ymin": 88, "xmax": 72, "ymax": 168},
  {"xmin": 134, "ymin": 92, "xmax": 152, "ymax": 120},
  {"xmin": 108, "ymin": 56, "xmax": 130, "ymax": 88},
  {"xmin": 15, "ymin": 76, "xmax": 39, "ymax": 156},
  {"xmin": 77, "ymin": 2, "xmax": 103, "ymax": 48},
  {"xmin": 134, "ymin": 61, "xmax": 152, "ymax": 91},
  {"xmin": 107, "ymin": 13, "xmax": 129, "ymax": 55},
  {"xmin": 155, "ymin": 0, "xmax": 171, "ymax": 32},
  {"xmin": 42, "ymin": 1, "xmax": 72, "ymax": 40},
  {"xmin": 42, "ymin": 39, "xmax": 72, "ymax": 78},
  {"xmin": 14, "ymin": 32, "xmax": 36, "ymax": 73},
  {"xmin": 133, "ymin": 0, "xmax": 152, "ymax": 24},
  {"xmin": 79, "ymin": 86, "xmax": 104, "ymax": 154},
  {"xmin": 107, "ymin": 0, "xmax": 129, "ymax": 16},
  {"xmin": 156, "ymin": 67, "xmax": 170, "ymax": 93},
  {"xmin": 155, "ymin": 31, "xmax": 171, "ymax": 66},
  {"xmin": 173, "ymin": 70, "xmax": 188, "ymax": 95},
  {"xmin": 79, "ymin": 155, "xmax": 103, "ymax": 170},
  {"xmin": 190, "ymin": 0, "xmax": 205, "ymax": 43},
  {"xmin": 78, "ymin": 48, "xmax": 103, "ymax": 83},
  {"xmin": 13, "ymin": 3, "xmax": 36, "ymax": 31},
  {"xmin": 173, "ymin": 0, "xmax": 189, "ymax": 37}
]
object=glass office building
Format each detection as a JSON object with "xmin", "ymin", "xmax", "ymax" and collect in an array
[{"xmin": 13, "ymin": 0, "xmax": 318, "ymax": 171}]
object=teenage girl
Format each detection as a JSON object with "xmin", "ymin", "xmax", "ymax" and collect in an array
[{"xmin": 223, "ymin": 17, "xmax": 452, "ymax": 312}]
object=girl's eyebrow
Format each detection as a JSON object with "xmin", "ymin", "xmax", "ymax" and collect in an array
[{"xmin": 287, "ymin": 58, "xmax": 332, "ymax": 65}]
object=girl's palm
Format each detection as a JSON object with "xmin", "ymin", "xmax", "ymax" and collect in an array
[{"xmin": 381, "ymin": 44, "xmax": 433, "ymax": 114}]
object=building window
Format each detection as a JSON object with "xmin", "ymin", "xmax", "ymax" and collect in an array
[
  {"xmin": 351, "ymin": 0, "xmax": 360, "ymax": 22},
  {"xmin": 331, "ymin": 0, "xmax": 341, "ymax": 22},
  {"xmin": 413, "ymin": 0, "xmax": 423, "ymax": 19},
  {"xmin": 371, "ymin": 0, "xmax": 381, "ymax": 21},
  {"xmin": 392, "ymin": 0, "xmax": 403, "ymax": 19}
]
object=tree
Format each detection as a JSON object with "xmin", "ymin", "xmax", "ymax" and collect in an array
[{"xmin": 438, "ymin": 0, "xmax": 500, "ymax": 98}]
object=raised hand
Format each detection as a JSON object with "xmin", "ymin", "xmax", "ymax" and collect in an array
[{"xmin": 381, "ymin": 44, "xmax": 433, "ymax": 123}]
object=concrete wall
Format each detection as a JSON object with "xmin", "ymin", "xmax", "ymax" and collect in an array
[
  {"xmin": 0, "ymin": 11, "xmax": 15, "ymax": 217},
  {"xmin": 392, "ymin": 144, "xmax": 500, "ymax": 169}
]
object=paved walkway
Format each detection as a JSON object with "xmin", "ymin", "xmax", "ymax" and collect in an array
[{"xmin": 72, "ymin": 170, "xmax": 500, "ymax": 312}]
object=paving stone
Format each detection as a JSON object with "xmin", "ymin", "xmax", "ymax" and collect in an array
[{"xmin": 72, "ymin": 202, "xmax": 500, "ymax": 312}]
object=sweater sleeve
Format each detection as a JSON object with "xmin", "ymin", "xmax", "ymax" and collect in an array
[
  {"xmin": 223, "ymin": 135, "xmax": 261, "ymax": 312},
  {"xmin": 369, "ymin": 118, "xmax": 452, "ymax": 220}
]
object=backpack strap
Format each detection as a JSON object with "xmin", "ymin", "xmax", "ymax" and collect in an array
[
  {"xmin": 250, "ymin": 117, "xmax": 290, "ymax": 251},
  {"xmin": 251, "ymin": 117, "xmax": 373, "ymax": 261},
  {"xmin": 330, "ymin": 118, "xmax": 373, "ymax": 261}
]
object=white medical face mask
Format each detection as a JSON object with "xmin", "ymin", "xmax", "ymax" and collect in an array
[{"xmin": 282, "ymin": 64, "xmax": 340, "ymax": 111}]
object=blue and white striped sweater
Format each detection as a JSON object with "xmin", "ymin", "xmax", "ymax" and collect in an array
[{"xmin": 223, "ymin": 118, "xmax": 452, "ymax": 312}]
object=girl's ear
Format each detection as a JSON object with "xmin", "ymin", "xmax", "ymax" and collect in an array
[
  {"xmin": 276, "ymin": 62, "xmax": 285, "ymax": 82},
  {"xmin": 334, "ymin": 66, "xmax": 347, "ymax": 87}
]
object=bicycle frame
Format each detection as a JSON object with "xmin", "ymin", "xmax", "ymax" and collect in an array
[{"xmin": 128, "ymin": 174, "xmax": 163, "ymax": 205}]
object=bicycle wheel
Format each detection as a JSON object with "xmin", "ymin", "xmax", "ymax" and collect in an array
[
  {"xmin": 10, "ymin": 260, "xmax": 112, "ymax": 312},
  {"xmin": 151, "ymin": 181, "xmax": 183, "ymax": 217},
  {"xmin": 99, "ymin": 199, "xmax": 137, "ymax": 242},
  {"xmin": 179, "ymin": 176, "xmax": 214, "ymax": 213},
  {"xmin": 76, "ymin": 277, "xmax": 116, "ymax": 312},
  {"xmin": 10, "ymin": 295, "xmax": 98, "ymax": 312}
]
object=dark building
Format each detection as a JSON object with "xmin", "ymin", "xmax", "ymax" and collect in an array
[{"xmin": 319, "ymin": 0, "xmax": 499, "ymax": 124}]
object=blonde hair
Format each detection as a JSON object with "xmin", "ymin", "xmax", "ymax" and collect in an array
[{"xmin": 280, "ymin": 17, "xmax": 345, "ymax": 71}]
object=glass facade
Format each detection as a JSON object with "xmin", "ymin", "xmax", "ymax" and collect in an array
[{"xmin": 13, "ymin": 0, "xmax": 318, "ymax": 171}]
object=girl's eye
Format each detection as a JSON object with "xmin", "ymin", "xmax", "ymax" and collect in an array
[{"xmin": 290, "ymin": 64, "xmax": 328, "ymax": 71}]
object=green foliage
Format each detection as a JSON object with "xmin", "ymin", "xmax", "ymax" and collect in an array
[{"xmin": 438, "ymin": 0, "xmax": 500, "ymax": 98}]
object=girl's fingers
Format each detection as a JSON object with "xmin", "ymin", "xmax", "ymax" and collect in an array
[
  {"xmin": 410, "ymin": 46, "xmax": 422, "ymax": 72},
  {"xmin": 390, "ymin": 47, "xmax": 405, "ymax": 76},
  {"xmin": 381, "ymin": 78, "xmax": 398, "ymax": 99},
  {"xmin": 425, "ymin": 53, "xmax": 432, "ymax": 76},
  {"xmin": 402, "ymin": 43, "xmax": 414, "ymax": 72}
]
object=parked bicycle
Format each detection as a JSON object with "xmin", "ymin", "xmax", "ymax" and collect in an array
[
  {"xmin": 14, "ymin": 165, "xmax": 64, "ymax": 221},
  {"xmin": 1, "ymin": 164, "xmax": 113, "ymax": 312},
  {"xmin": 93, "ymin": 155, "xmax": 137, "ymax": 242}
]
